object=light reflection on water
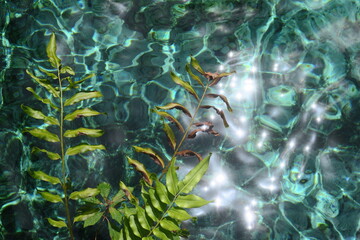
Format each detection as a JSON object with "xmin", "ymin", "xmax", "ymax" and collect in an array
[{"xmin": 1, "ymin": 0, "xmax": 360, "ymax": 239}]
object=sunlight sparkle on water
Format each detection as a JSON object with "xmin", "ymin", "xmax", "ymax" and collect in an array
[{"xmin": 288, "ymin": 139, "xmax": 296, "ymax": 148}]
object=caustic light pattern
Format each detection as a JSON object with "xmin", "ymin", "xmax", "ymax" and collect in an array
[{"xmin": 1, "ymin": 0, "xmax": 360, "ymax": 239}]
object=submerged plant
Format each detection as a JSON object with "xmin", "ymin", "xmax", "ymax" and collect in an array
[
  {"xmin": 22, "ymin": 33, "xmax": 104, "ymax": 239},
  {"xmin": 106, "ymin": 57, "xmax": 235, "ymax": 239},
  {"xmin": 22, "ymin": 33, "xmax": 234, "ymax": 239}
]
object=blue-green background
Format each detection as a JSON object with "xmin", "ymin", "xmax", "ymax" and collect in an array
[{"xmin": 1, "ymin": 0, "xmax": 360, "ymax": 239}]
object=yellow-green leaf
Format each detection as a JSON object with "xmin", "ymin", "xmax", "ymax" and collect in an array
[
  {"xmin": 153, "ymin": 228, "xmax": 169, "ymax": 240},
  {"xmin": 97, "ymin": 182, "xmax": 111, "ymax": 199},
  {"xmin": 159, "ymin": 218, "xmax": 180, "ymax": 232},
  {"xmin": 141, "ymin": 188, "xmax": 157, "ymax": 221},
  {"xmin": 163, "ymin": 122, "xmax": 176, "ymax": 150},
  {"xmin": 65, "ymin": 144, "xmax": 105, "ymax": 156},
  {"xmin": 190, "ymin": 56, "xmax": 205, "ymax": 75},
  {"xmin": 21, "ymin": 105, "xmax": 59, "ymax": 125},
  {"xmin": 112, "ymin": 190, "xmax": 126, "ymax": 206},
  {"xmin": 186, "ymin": 63, "xmax": 204, "ymax": 87},
  {"xmin": 38, "ymin": 66, "xmax": 58, "ymax": 79},
  {"xmin": 175, "ymin": 194, "xmax": 211, "ymax": 208},
  {"xmin": 74, "ymin": 212, "xmax": 98, "ymax": 222},
  {"xmin": 133, "ymin": 146, "xmax": 165, "ymax": 168},
  {"xmin": 136, "ymin": 205, "xmax": 151, "ymax": 231},
  {"xmin": 156, "ymin": 102, "xmax": 192, "ymax": 118},
  {"xmin": 60, "ymin": 66, "xmax": 75, "ymax": 75},
  {"xmin": 29, "ymin": 170, "xmax": 61, "ymax": 185},
  {"xmin": 178, "ymin": 153, "xmax": 211, "ymax": 194},
  {"xmin": 46, "ymin": 33, "xmax": 61, "ymax": 69},
  {"xmin": 69, "ymin": 188, "xmax": 100, "ymax": 200},
  {"xmin": 155, "ymin": 179, "xmax": 170, "ymax": 204},
  {"xmin": 166, "ymin": 159, "xmax": 179, "ymax": 195},
  {"xmin": 205, "ymin": 93, "xmax": 233, "ymax": 112},
  {"xmin": 47, "ymin": 218, "xmax": 67, "ymax": 228},
  {"xmin": 26, "ymin": 70, "xmax": 59, "ymax": 97},
  {"xmin": 109, "ymin": 207, "xmax": 123, "ymax": 224},
  {"xmin": 23, "ymin": 128, "xmax": 60, "ymax": 142},
  {"xmin": 64, "ymin": 108, "xmax": 103, "ymax": 121},
  {"xmin": 39, "ymin": 191, "xmax": 63, "ymax": 203},
  {"xmin": 152, "ymin": 109, "xmax": 184, "ymax": 133},
  {"xmin": 31, "ymin": 147, "xmax": 60, "ymax": 160},
  {"xmin": 83, "ymin": 212, "xmax": 103, "ymax": 227},
  {"xmin": 167, "ymin": 207, "xmax": 192, "ymax": 221},
  {"xmin": 75, "ymin": 73, "xmax": 96, "ymax": 85},
  {"xmin": 170, "ymin": 72, "xmax": 199, "ymax": 101},
  {"xmin": 26, "ymin": 87, "xmax": 59, "ymax": 110},
  {"xmin": 127, "ymin": 157, "xmax": 152, "ymax": 185},
  {"xmin": 119, "ymin": 181, "xmax": 138, "ymax": 204},
  {"xmin": 129, "ymin": 215, "xmax": 141, "ymax": 237},
  {"xmin": 64, "ymin": 91, "xmax": 103, "ymax": 106},
  {"xmin": 64, "ymin": 128, "xmax": 104, "ymax": 138},
  {"xmin": 148, "ymin": 189, "xmax": 163, "ymax": 212},
  {"xmin": 108, "ymin": 221, "xmax": 122, "ymax": 240}
]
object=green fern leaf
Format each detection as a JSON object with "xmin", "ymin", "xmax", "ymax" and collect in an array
[
  {"xmin": 159, "ymin": 218, "xmax": 180, "ymax": 232},
  {"xmin": 177, "ymin": 153, "xmax": 211, "ymax": 194},
  {"xmin": 167, "ymin": 207, "xmax": 192, "ymax": 221},
  {"xmin": 136, "ymin": 205, "xmax": 151, "ymax": 231},
  {"xmin": 83, "ymin": 212, "xmax": 103, "ymax": 227},
  {"xmin": 166, "ymin": 160, "xmax": 179, "ymax": 195},
  {"xmin": 109, "ymin": 207, "xmax": 123, "ymax": 224},
  {"xmin": 148, "ymin": 189, "xmax": 164, "ymax": 212},
  {"xmin": 155, "ymin": 179, "xmax": 171, "ymax": 204},
  {"xmin": 175, "ymin": 194, "xmax": 211, "ymax": 208},
  {"xmin": 97, "ymin": 182, "xmax": 111, "ymax": 199}
]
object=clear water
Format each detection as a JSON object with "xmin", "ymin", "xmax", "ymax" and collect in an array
[{"xmin": 1, "ymin": 0, "xmax": 360, "ymax": 239}]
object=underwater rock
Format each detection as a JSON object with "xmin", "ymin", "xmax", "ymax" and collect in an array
[
  {"xmin": 266, "ymin": 85, "xmax": 297, "ymax": 107},
  {"xmin": 281, "ymin": 155, "xmax": 319, "ymax": 203},
  {"xmin": 314, "ymin": 190, "xmax": 339, "ymax": 218}
]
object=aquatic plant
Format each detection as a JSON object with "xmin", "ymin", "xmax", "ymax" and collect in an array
[
  {"xmin": 22, "ymin": 33, "xmax": 104, "ymax": 239},
  {"xmin": 103, "ymin": 57, "xmax": 235, "ymax": 239},
  {"xmin": 22, "ymin": 33, "xmax": 234, "ymax": 239}
]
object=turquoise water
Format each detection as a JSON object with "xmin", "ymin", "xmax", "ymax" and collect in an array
[{"xmin": 1, "ymin": 0, "xmax": 360, "ymax": 239}]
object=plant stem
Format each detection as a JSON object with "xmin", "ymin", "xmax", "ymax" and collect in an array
[
  {"xmin": 58, "ymin": 67, "xmax": 74, "ymax": 240},
  {"xmin": 159, "ymin": 83, "xmax": 210, "ymax": 180}
]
